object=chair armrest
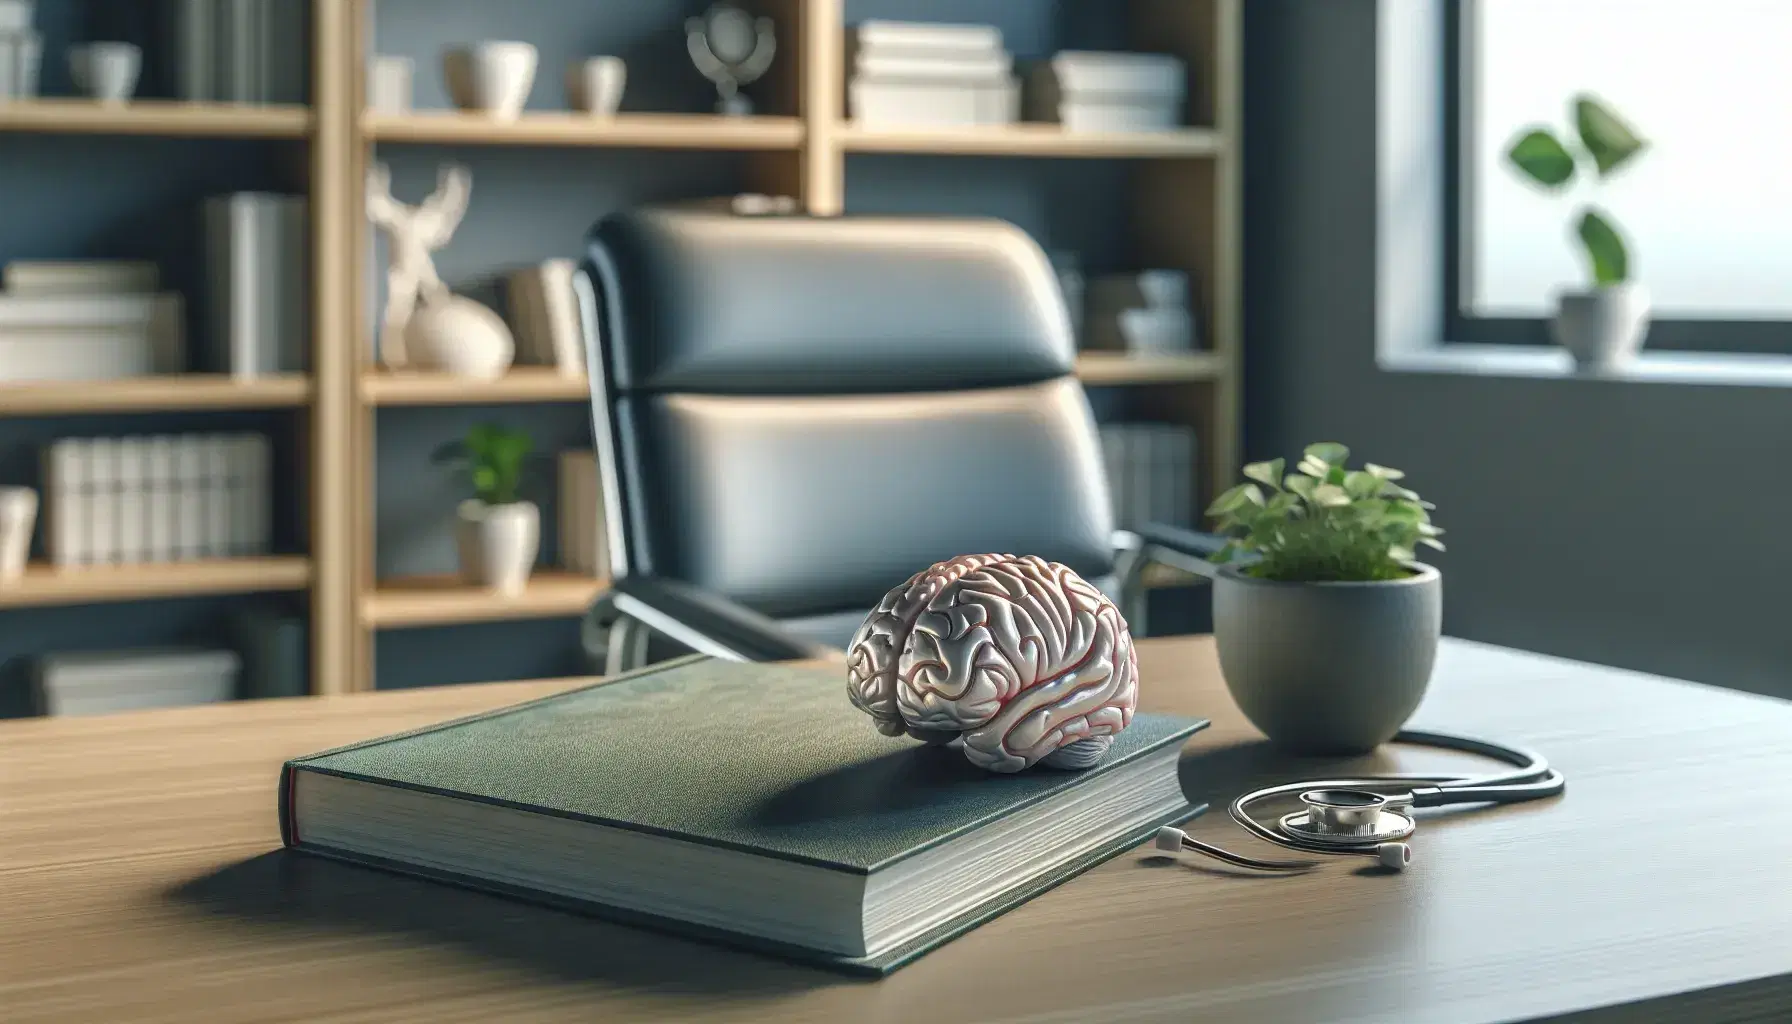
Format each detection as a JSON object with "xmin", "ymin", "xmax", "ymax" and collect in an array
[
  {"xmin": 607, "ymin": 575, "xmax": 839, "ymax": 663},
  {"xmin": 1132, "ymin": 522, "xmax": 1247, "ymax": 581}
]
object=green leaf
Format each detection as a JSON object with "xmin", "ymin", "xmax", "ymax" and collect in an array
[
  {"xmin": 1243, "ymin": 458, "xmax": 1285, "ymax": 489},
  {"xmin": 1577, "ymin": 207, "xmax": 1629, "ymax": 285},
  {"xmin": 1420, "ymin": 537, "xmax": 1447, "ymax": 551},
  {"xmin": 1207, "ymin": 484, "xmax": 1257, "ymax": 516},
  {"xmin": 1284, "ymin": 475, "xmax": 1317, "ymax": 500},
  {"xmin": 1313, "ymin": 483, "xmax": 1351, "ymax": 507},
  {"xmin": 1364, "ymin": 462, "xmax": 1404, "ymax": 481},
  {"xmin": 1303, "ymin": 442, "xmax": 1349, "ymax": 466},
  {"xmin": 1506, "ymin": 128, "xmax": 1576, "ymax": 188},
  {"xmin": 1296, "ymin": 456, "xmax": 1329, "ymax": 479},
  {"xmin": 1210, "ymin": 543, "xmax": 1238, "ymax": 564},
  {"xmin": 1388, "ymin": 544, "xmax": 1417, "ymax": 565},
  {"xmin": 1265, "ymin": 491, "xmax": 1303, "ymax": 515},
  {"xmin": 1574, "ymin": 94, "xmax": 1645, "ymax": 177}
]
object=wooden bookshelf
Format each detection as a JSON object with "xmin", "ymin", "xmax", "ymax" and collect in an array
[
  {"xmin": 1075, "ymin": 352, "xmax": 1227, "ymax": 385},
  {"xmin": 0, "ymin": 375, "xmax": 311, "ymax": 417},
  {"xmin": 0, "ymin": 557, "xmax": 312, "ymax": 609},
  {"xmin": 0, "ymin": 0, "xmax": 1243, "ymax": 695},
  {"xmin": 0, "ymin": 99, "xmax": 312, "ymax": 139},
  {"xmin": 836, "ymin": 123, "xmax": 1223, "ymax": 159},
  {"xmin": 364, "ymin": 571, "xmax": 609, "ymax": 628},
  {"xmin": 363, "ymin": 112, "xmax": 803, "ymax": 150},
  {"xmin": 363, "ymin": 368, "xmax": 591, "ymax": 406}
]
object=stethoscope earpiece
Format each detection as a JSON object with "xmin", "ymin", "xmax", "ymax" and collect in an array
[{"xmin": 1156, "ymin": 731, "xmax": 1563, "ymax": 875}]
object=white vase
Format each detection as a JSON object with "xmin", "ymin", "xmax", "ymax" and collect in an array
[
  {"xmin": 0, "ymin": 486, "xmax": 38, "ymax": 582},
  {"xmin": 445, "ymin": 41, "xmax": 537, "ymax": 120},
  {"xmin": 567, "ymin": 56, "xmax": 626, "ymax": 116},
  {"xmin": 404, "ymin": 294, "xmax": 515, "ymax": 379},
  {"xmin": 69, "ymin": 42, "xmax": 140, "ymax": 104},
  {"xmin": 456, "ymin": 499, "xmax": 539, "ymax": 595},
  {"xmin": 1551, "ymin": 283, "xmax": 1651, "ymax": 370}
]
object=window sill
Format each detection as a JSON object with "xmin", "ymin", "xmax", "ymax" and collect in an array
[{"xmin": 1378, "ymin": 344, "xmax": 1792, "ymax": 388}]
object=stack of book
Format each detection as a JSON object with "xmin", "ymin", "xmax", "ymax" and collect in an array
[
  {"xmin": 1026, "ymin": 51, "xmax": 1186, "ymax": 133},
  {"xmin": 0, "ymin": 261, "xmax": 185, "ymax": 384},
  {"xmin": 847, "ymin": 20, "xmax": 1019, "ymax": 128},
  {"xmin": 32, "ymin": 647, "xmax": 240, "ymax": 717},
  {"xmin": 201, "ymin": 192, "xmax": 310, "ymax": 377},
  {"xmin": 1084, "ymin": 270, "xmax": 1198, "ymax": 353},
  {"xmin": 41, "ymin": 433, "xmax": 273, "ymax": 566},
  {"xmin": 0, "ymin": 0, "xmax": 40, "ymax": 100},
  {"xmin": 166, "ymin": 0, "xmax": 308, "ymax": 104},
  {"xmin": 1100, "ymin": 422, "xmax": 1198, "ymax": 531},
  {"xmin": 556, "ymin": 450, "xmax": 608, "ymax": 579},
  {"xmin": 504, "ymin": 260, "xmax": 585, "ymax": 377}
]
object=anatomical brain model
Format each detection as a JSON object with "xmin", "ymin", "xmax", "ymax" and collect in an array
[{"xmin": 846, "ymin": 554, "xmax": 1139, "ymax": 773}]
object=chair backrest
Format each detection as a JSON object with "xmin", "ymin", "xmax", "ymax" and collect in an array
[{"xmin": 578, "ymin": 208, "xmax": 1116, "ymax": 645}]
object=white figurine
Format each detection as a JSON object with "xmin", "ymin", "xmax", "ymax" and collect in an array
[{"xmin": 366, "ymin": 162, "xmax": 514, "ymax": 377}]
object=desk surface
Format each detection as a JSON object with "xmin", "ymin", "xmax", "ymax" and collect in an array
[{"xmin": 4, "ymin": 636, "xmax": 1790, "ymax": 1024}]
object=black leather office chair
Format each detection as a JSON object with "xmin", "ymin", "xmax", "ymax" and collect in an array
[{"xmin": 573, "ymin": 207, "xmax": 1221, "ymax": 673}]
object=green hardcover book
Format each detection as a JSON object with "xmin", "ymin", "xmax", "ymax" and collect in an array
[{"xmin": 280, "ymin": 655, "xmax": 1208, "ymax": 975}]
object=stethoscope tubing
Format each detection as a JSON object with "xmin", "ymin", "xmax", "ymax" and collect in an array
[{"xmin": 1228, "ymin": 729, "xmax": 1566, "ymax": 858}]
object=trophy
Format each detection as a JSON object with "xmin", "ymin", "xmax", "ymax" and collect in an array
[{"xmin": 686, "ymin": 2, "xmax": 775, "ymax": 116}]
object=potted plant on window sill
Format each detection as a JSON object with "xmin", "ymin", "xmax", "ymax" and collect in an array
[
  {"xmin": 1506, "ymin": 94, "xmax": 1650, "ymax": 370},
  {"xmin": 433, "ymin": 423, "xmax": 540, "ymax": 596},
  {"xmin": 1202, "ymin": 443, "xmax": 1444, "ymax": 755}
]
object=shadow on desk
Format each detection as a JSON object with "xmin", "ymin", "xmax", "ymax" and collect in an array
[{"xmin": 165, "ymin": 851, "xmax": 840, "ymax": 996}]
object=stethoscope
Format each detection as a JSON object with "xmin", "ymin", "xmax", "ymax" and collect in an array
[{"xmin": 1155, "ymin": 730, "xmax": 1566, "ymax": 872}]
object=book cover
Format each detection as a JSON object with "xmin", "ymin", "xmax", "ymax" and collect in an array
[
  {"xmin": 145, "ymin": 436, "xmax": 176, "ymax": 562},
  {"xmin": 173, "ymin": 437, "xmax": 204, "ymax": 560},
  {"xmin": 282, "ymin": 656, "xmax": 1207, "ymax": 975},
  {"xmin": 86, "ymin": 439, "xmax": 118, "ymax": 565}
]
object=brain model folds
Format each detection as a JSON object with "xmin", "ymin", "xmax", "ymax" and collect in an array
[{"xmin": 846, "ymin": 553, "xmax": 1139, "ymax": 773}]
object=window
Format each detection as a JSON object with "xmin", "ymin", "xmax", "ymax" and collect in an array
[{"xmin": 1448, "ymin": 0, "xmax": 1792, "ymax": 352}]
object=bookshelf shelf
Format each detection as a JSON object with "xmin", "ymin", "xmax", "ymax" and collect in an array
[
  {"xmin": 0, "ymin": 375, "xmax": 312, "ymax": 417},
  {"xmin": 835, "ymin": 123, "xmax": 1224, "ymax": 159},
  {"xmin": 1075, "ymin": 352, "xmax": 1227, "ymax": 385},
  {"xmin": 363, "ymin": 112, "xmax": 803, "ymax": 150},
  {"xmin": 0, "ymin": 557, "xmax": 312, "ymax": 609},
  {"xmin": 362, "ymin": 369, "xmax": 591, "ymax": 406},
  {"xmin": 0, "ymin": 99, "xmax": 312, "ymax": 139},
  {"xmin": 364, "ymin": 571, "xmax": 609, "ymax": 628}
]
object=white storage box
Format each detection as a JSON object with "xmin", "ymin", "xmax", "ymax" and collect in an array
[
  {"xmin": 33, "ymin": 647, "xmax": 241, "ymax": 717},
  {"xmin": 849, "ymin": 76, "xmax": 1020, "ymax": 128}
]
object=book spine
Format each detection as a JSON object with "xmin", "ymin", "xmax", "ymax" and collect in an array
[
  {"xmin": 44, "ymin": 440, "xmax": 78, "ymax": 566},
  {"xmin": 3, "ymin": 260, "xmax": 160, "ymax": 295},
  {"xmin": 170, "ymin": 0, "xmax": 213, "ymax": 101},
  {"xmin": 87, "ymin": 439, "xmax": 119, "ymax": 565},
  {"xmin": 145, "ymin": 436, "xmax": 175, "ymax": 562},
  {"xmin": 201, "ymin": 434, "xmax": 231, "ymax": 557},
  {"xmin": 854, "ymin": 21, "xmax": 1004, "ymax": 54},
  {"xmin": 173, "ymin": 437, "xmax": 204, "ymax": 560},
  {"xmin": 541, "ymin": 259, "xmax": 585, "ymax": 376},
  {"xmin": 254, "ymin": 195, "xmax": 280, "ymax": 374},
  {"xmin": 115, "ymin": 437, "xmax": 146, "ymax": 564},
  {"xmin": 247, "ymin": 433, "xmax": 270, "ymax": 553},
  {"xmin": 280, "ymin": 196, "xmax": 310, "ymax": 372},
  {"xmin": 853, "ymin": 52, "xmax": 1015, "ymax": 81}
]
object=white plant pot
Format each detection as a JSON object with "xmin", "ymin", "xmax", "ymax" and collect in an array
[
  {"xmin": 404, "ymin": 294, "xmax": 515, "ymax": 379},
  {"xmin": 0, "ymin": 486, "xmax": 38, "ymax": 582},
  {"xmin": 455, "ymin": 499, "xmax": 539, "ymax": 595},
  {"xmin": 567, "ymin": 56, "xmax": 626, "ymax": 116},
  {"xmin": 444, "ymin": 42, "xmax": 537, "ymax": 120},
  {"xmin": 1551, "ymin": 283, "xmax": 1651, "ymax": 370}
]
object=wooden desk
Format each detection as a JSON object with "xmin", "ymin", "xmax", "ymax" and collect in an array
[{"xmin": 4, "ymin": 637, "xmax": 1790, "ymax": 1023}]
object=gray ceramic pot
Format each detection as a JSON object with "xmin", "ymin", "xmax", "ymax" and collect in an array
[{"xmin": 1213, "ymin": 563, "xmax": 1442, "ymax": 755}]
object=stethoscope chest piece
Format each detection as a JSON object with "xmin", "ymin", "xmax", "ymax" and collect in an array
[{"xmin": 1279, "ymin": 788, "xmax": 1416, "ymax": 848}]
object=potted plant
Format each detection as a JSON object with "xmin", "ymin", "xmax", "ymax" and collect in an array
[
  {"xmin": 432, "ymin": 423, "xmax": 539, "ymax": 596},
  {"xmin": 1505, "ymin": 93, "xmax": 1650, "ymax": 369},
  {"xmin": 1204, "ymin": 442, "xmax": 1444, "ymax": 755}
]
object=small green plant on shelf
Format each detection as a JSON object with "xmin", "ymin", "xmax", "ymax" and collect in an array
[
  {"xmin": 1205, "ymin": 442, "xmax": 1443, "ymax": 582},
  {"xmin": 431, "ymin": 422, "xmax": 535, "ymax": 506},
  {"xmin": 1505, "ymin": 93, "xmax": 1648, "ymax": 287}
]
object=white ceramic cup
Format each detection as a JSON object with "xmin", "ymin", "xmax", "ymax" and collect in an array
[
  {"xmin": 368, "ymin": 55, "xmax": 414, "ymax": 114},
  {"xmin": 444, "ymin": 41, "xmax": 537, "ymax": 120},
  {"xmin": 69, "ymin": 41, "xmax": 140, "ymax": 104},
  {"xmin": 567, "ymin": 56, "xmax": 626, "ymax": 116},
  {"xmin": 0, "ymin": 486, "xmax": 38, "ymax": 582}
]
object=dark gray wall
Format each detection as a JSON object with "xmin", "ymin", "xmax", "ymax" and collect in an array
[{"xmin": 1242, "ymin": 0, "xmax": 1789, "ymax": 698}]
